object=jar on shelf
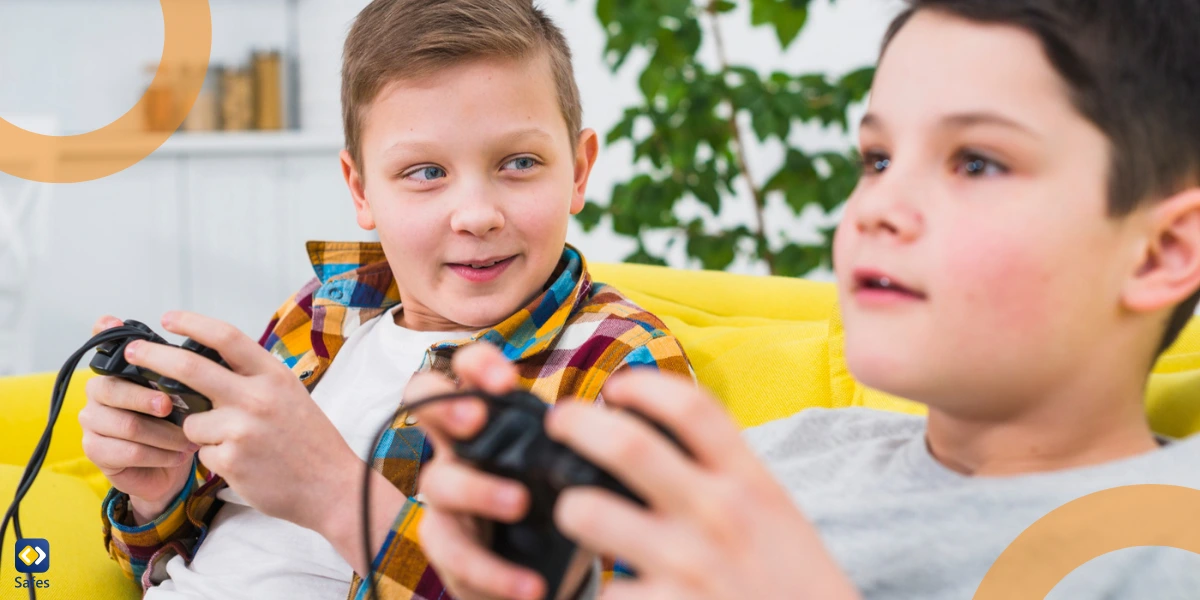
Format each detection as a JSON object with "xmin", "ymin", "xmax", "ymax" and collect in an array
[
  {"xmin": 253, "ymin": 50, "xmax": 284, "ymax": 131},
  {"xmin": 182, "ymin": 66, "xmax": 219, "ymax": 132},
  {"xmin": 220, "ymin": 66, "xmax": 255, "ymax": 131}
]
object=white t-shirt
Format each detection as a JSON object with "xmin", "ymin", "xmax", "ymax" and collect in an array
[{"xmin": 146, "ymin": 306, "xmax": 462, "ymax": 599}]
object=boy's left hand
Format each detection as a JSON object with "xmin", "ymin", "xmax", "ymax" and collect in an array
[
  {"xmin": 121, "ymin": 311, "xmax": 364, "ymax": 540},
  {"xmin": 546, "ymin": 372, "xmax": 862, "ymax": 600}
]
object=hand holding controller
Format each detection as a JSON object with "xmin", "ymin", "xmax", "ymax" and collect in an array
[
  {"xmin": 445, "ymin": 390, "xmax": 677, "ymax": 600},
  {"xmin": 88, "ymin": 319, "xmax": 228, "ymax": 426}
]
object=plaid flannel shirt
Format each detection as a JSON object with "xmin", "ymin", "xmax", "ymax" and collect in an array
[{"xmin": 100, "ymin": 242, "xmax": 692, "ymax": 599}]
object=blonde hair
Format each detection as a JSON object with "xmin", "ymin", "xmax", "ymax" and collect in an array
[{"xmin": 342, "ymin": 0, "xmax": 582, "ymax": 169}]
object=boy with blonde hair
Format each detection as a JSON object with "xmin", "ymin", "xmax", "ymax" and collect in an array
[{"xmin": 77, "ymin": 1, "xmax": 690, "ymax": 598}]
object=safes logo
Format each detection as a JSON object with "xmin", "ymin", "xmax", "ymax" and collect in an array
[{"xmin": 14, "ymin": 538, "xmax": 49, "ymax": 574}]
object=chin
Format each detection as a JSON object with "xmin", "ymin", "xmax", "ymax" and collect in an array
[
  {"xmin": 449, "ymin": 295, "xmax": 527, "ymax": 329},
  {"xmin": 844, "ymin": 341, "xmax": 927, "ymax": 400}
]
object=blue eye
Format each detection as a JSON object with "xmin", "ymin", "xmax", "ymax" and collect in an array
[
  {"xmin": 860, "ymin": 151, "xmax": 890, "ymax": 175},
  {"xmin": 407, "ymin": 166, "xmax": 446, "ymax": 181},
  {"xmin": 956, "ymin": 152, "xmax": 1008, "ymax": 177},
  {"xmin": 503, "ymin": 157, "xmax": 538, "ymax": 171}
]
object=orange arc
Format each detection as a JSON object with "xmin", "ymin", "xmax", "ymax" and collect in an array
[
  {"xmin": 0, "ymin": 0, "xmax": 212, "ymax": 183},
  {"xmin": 974, "ymin": 484, "xmax": 1200, "ymax": 598}
]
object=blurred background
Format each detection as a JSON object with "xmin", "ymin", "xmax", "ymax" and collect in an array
[{"xmin": 0, "ymin": 0, "xmax": 903, "ymax": 375}]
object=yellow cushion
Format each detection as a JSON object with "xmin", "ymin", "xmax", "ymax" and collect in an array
[
  {"xmin": 0, "ymin": 262, "xmax": 1196, "ymax": 598},
  {"xmin": 0, "ymin": 464, "xmax": 141, "ymax": 599},
  {"xmin": 0, "ymin": 370, "xmax": 109, "ymax": 497},
  {"xmin": 590, "ymin": 262, "xmax": 1199, "ymax": 434}
]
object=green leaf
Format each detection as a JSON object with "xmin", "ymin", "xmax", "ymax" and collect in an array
[
  {"xmin": 750, "ymin": 0, "xmax": 808, "ymax": 49},
  {"xmin": 775, "ymin": 243, "xmax": 823, "ymax": 277},
  {"xmin": 625, "ymin": 244, "xmax": 669, "ymax": 266},
  {"xmin": 605, "ymin": 108, "xmax": 639, "ymax": 145},
  {"xmin": 639, "ymin": 65, "xmax": 663, "ymax": 98},
  {"xmin": 712, "ymin": 0, "xmax": 737, "ymax": 12},
  {"xmin": 686, "ymin": 231, "xmax": 740, "ymax": 271},
  {"xmin": 750, "ymin": 0, "xmax": 774, "ymax": 26},
  {"xmin": 837, "ymin": 66, "xmax": 876, "ymax": 101},
  {"xmin": 575, "ymin": 201, "xmax": 605, "ymax": 232},
  {"xmin": 596, "ymin": 0, "xmax": 615, "ymax": 25},
  {"xmin": 771, "ymin": 4, "xmax": 807, "ymax": 48}
]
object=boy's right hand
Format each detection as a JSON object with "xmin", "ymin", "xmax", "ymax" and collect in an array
[
  {"xmin": 78, "ymin": 316, "xmax": 198, "ymax": 525},
  {"xmin": 408, "ymin": 344, "xmax": 595, "ymax": 600}
]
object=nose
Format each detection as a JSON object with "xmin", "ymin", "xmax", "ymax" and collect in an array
[
  {"xmin": 851, "ymin": 173, "xmax": 923, "ymax": 242},
  {"xmin": 449, "ymin": 188, "xmax": 505, "ymax": 237}
]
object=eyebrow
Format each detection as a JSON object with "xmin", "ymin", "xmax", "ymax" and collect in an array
[
  {"xmin": 495, "ymin": 127, "xmax": 556, "ymax": 146},
  {"xmin": 859, "ymin": 111, "xmax": 1040, "ymax": 139},
  {"xmin": 380, "ymin": 127, "xmax": 556, "ymax": 159}
]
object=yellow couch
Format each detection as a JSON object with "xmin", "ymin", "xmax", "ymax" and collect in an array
[{"xmin": 3, "ymin": 263, "xmax": 1199, "ymax": 599}]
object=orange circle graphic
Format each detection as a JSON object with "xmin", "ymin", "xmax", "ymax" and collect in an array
[
  {"xmin": 974, "ymin": 484, "xmax": 1200, "ymax": 598},
  {"xmin": 0, "ymin": 0, "xmax": 212, "ymax": 183}
]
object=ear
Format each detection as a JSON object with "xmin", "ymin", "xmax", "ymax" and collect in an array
[
  {"xmin": 341, "ymin": 149, "xmax": 376, "ymax": 231},
  {"xmin": 1122, "ymin": 188, "xmax": 1200, "ymax": 314},
  {"xmin": 569, "ymin": 128, "xmax": 600, "ymax": 215}
]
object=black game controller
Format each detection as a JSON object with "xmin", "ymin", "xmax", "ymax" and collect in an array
[
  {"xmin": 88, "ymin": 320, "xmax": 227, "ymax": 426},
  {"xmin": 450, "ymin": 390, "xmax": 674, "ymax": 600}
]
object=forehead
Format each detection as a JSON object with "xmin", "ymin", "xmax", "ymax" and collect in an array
[
  {"xmin": 870, "ymin": 10, "xmax": 1075, "ymax": 132},
  {"xmin": 364, "ymin": 51, "xmax": 566, "ymax": 136}
]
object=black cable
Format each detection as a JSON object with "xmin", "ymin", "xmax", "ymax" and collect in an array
[
  {"xmin": 1, "ymin": 326, "xmax": 155, "ymax": 600},
  {"xmin": 5, "ymin": 326, "xmax": 513, "ymax": 600},
  {"xmin": 361, "ymin": 389, "xmax": 525, "ymax": 600}
]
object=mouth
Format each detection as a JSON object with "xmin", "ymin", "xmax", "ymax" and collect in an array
[
  {"xmin": 446, "ymin": 255, "xmax": 518, "ymax": 282},
  {"xmin": 851, "ymin": 269, "xmax": 927, "ymax": 301},
  {"xmin": 450, "ymin": 256, "xmax": 514, "ymax": 270}
]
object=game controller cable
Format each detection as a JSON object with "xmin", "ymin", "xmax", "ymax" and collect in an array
[
  {"xmin": 9, "ymin": 322, "xmax": 654, "ymax": 600},
  {"xmin": 2, "ymin": 324, "xmax": 163, "ymax": 600}
]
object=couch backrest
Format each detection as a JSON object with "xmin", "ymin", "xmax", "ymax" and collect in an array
[{"xmin": 590, "ymin": 262, "xmax": 1200, "ymax": 438}]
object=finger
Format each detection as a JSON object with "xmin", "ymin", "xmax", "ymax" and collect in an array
[
  {"xmin": 92, "ymin": 315, "xmax": 124, "ymax": 336},
  {"xmin": 181, "ymin": 407, "xmax": 243, "ymax": 447},
  {"xmin": 82, "ymin": 432, "xmax": 193, "ymax": 470},
  {"xmin": 418, "ymin": 461, "xmax": 529, "ymax": 523},
  {"xmin": 85, "ymin": 375, "xmax": 174, "ymax": 418},
  {"xmin": 408, "ymin": 373, "xmax": 489, "ymax": 441},
  {"xmin": 159, "ymin": 311, "xmax": 273, "ymax": 375},
  {"xmin": 79, "ymin": 401, "xmax": 197, "ymax": 453},
  {"xmin": 545, "ymin": 402, "xmax": 704, "ymax": 513},
  {"xmin": 420, "ymin": 508, "xmax": 545, "ymax": 600},
  {"xmin": 196, "ymin": 443, "xmax": 234, "ymax": 478},
  {"xmin": 601, "ymin": 371, "xmax": 762, "ymax": 474},
  {"xmin": 451, "ymin": 343, "xmax": 518, "ymax": 395},
  {"xmin": 556, "ymin": 487, "xmax": 713, "ymax": 589},
  {"xmin": 123, "ymin": 338, "xmax": 238, "ymax": 407}
]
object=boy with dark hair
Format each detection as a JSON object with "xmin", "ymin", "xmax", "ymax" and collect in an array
[{"xmin": 411, "ymin": 1, "xmax": 1200, "ymax": 598}]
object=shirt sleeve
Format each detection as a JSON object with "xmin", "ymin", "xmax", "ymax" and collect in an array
[{"xmin": 101, "ymin": 461, "xmax": 204, "ymax": 586}]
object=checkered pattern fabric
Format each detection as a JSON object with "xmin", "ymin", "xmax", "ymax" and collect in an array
[{"xmin": 100, "ymin": 242, "xmax": 691, "ymax": 598}]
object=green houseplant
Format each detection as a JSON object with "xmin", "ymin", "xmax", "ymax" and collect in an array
[{"xmin": 576, "ymin": 0, "xmax": 875, "ymax": 276}]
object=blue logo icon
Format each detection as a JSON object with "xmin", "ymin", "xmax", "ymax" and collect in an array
[{"xmin": 15, "ymin": 539, "xmax": 49, "ymax": 574}]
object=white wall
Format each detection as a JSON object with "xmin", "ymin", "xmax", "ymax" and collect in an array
[{"xmin": 0, "ymin": 0, "xmax": 901, "ymax": 373}]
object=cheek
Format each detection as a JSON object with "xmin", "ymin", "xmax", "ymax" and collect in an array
[
  {"xmin": 939, "ymin": 222, "xmax": 1058, "ymax": 340},
  {"xmin": 367, "ymin": 191, "xmax": 445, "ymax": 268},
  {"xmin": 507, "ymin": 179, "xmax": 573, "ymax": 241}
]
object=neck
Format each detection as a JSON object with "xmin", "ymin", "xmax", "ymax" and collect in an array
[{"xmin": 924, "ymin": 374, "xmax": 1159, "ymax": 477}]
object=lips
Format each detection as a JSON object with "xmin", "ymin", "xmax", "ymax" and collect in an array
[
  {"xmin": 851, "ymin": 268, "xmax": 927, "ymax": 301},
  {"xmin": 446, "ymin": 255, "xmax": 517, "ymax": 283}
]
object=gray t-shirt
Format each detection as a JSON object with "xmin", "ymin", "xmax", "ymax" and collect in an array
[{"xmin": 744, "ymin": 407, "xmax": 1200, "ymax": 600}]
